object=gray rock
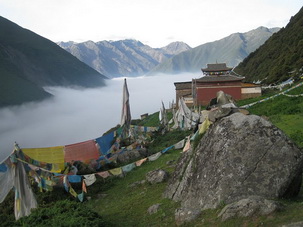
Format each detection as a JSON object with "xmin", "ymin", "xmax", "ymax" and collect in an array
[
  {"xmin": 175, "ymin": 208, "xmax": 201, "ymax": 226},
  {"xmin": 218, "ymin": 196, "xmax": 283, "ymax": 221},
  {"xmin": 208, "ymin": 106, "xmax": 232, "ymax": 122},
  {"xmin": 164, "ymin": 113, "xmax": 303, "ymax": 212},
  {"xmin": 282, "ymin": 221, "xmax": 303, "ymax": 227},
  {"xmin": 166, "ymin": 160, "xmax": 175, "ymax": 165},
  {"xmin": 117, "ymin": 149, "xmax": 142, "ymax": 164},
  {"xmin": 147, "ymin": 204, "xmax": 161, "ymax": 215},
  {"xmin": 97, "ymin": 193, "xmax": 108, "ymax": 199},
  {"xmin": 146, "ymin": 169, "xmax": 169, "ymax": 184},
  {"xmin": 128, "ymin": 180, "xmax": 146, "ymax": 188}
]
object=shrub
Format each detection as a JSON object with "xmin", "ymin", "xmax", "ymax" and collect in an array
[{"xmin": 16, "ymin": 200, "xmax": 112, "ymax": 227}]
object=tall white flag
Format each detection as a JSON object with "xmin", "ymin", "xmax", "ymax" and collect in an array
[{"xmin": 120, "ymin": 79, "xmax": 131, "ymax": 132}]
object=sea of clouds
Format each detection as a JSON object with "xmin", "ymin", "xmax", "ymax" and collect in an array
[{"xmin": 0, "ymin": 73, "xmax": 201, "ymax": 161}]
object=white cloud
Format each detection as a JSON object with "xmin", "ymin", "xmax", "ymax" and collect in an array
[{"xmin": 0, "ymin": 73, "xmax": 195, "ymax": 161}]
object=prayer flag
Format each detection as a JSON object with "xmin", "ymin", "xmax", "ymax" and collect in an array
[
  {"xmin": 109, "ymin": 167, "xmax": 122, "ymax": 176},
  {"xmin": 69, "ymin": 187, "xmax": 77, "ymax": 198},
  {"xmin": 82, "ymin": 180, "xmax": 87, "ymax": 193},
  {"xmin": 64, "ymin": 140, "xmax": 100, "ymax": 163},
  {"xmin": 83, "ymin": 174, "xmax": 96, "ymax": 186},
  {"xmin": 22, "ymin": 146, "xmax": 64, "ymax": 171},
  {"xmin": 120, "ymin": 78, "xmax": 131, "ymax": 138},
  {"xmin": 148, "ymin": 152, "xmax": 162, "ymax": 161},
  {"xmin": 97, "ymin": 171, "xmax": 110, "ymax": 178},
  {"xmin": 135, "ymin": 158, "xmax": 147, "ymax": 167},
  {"xmin": 122, "ymin": 163, "xmax": 136, "ymax": 173}
]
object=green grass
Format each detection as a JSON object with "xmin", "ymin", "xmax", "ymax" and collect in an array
[
  {"xmin": 237, "ymin": 82, "xmax": 303, "ymax": 148},
  {"xmin": 86, "ymin": 149, "xmax": 182, "ymax": 227},
  {"xmin": 132, "ymin": 111, "xmax": 173, "ymax": 127}
]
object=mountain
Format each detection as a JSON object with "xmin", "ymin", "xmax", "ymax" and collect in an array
[
  {"xmin": 148, "ymin": 26, "xmax": 280, "ymax": 75},
  {"xmin": 234, "ymin": 7, "xmax": 303, "ymax": 84},
  {"xmin": 57, "ymin": 40, "xmax": 191, "ymax": 78},
  {"xmin": 0, "ymin": 16, "xmax": 107, "ymax": 107}
]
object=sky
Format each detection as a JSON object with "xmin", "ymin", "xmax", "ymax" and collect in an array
[
  {"xmin": 0, "ymin": 73, "xmax": 195, "ymax": 162},
  {"xmin": 0, "ymin": 0, "xmax": 302, "ymax": 48}
]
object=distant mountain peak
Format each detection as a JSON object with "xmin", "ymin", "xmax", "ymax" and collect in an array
[
  {"xmin": 57, "ymin": 41, "xmax": 76, "ymax": 48},
  {"xmin": 160, "ymin": 41, "xmax": 191, "ymax": 55},
  {"xmin": 58, "ymin": 39, "xmax": 191, "ymax": 78}
]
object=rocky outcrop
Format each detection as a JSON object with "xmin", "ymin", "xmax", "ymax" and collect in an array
[
  {"xmin": 174, "ymin": 208, "xmax": 201, "ymax": 226},
  {"xmin": 164, "ymin": 113, "xmax": 303, "ymax": 213},
  {"xmin": 147, "ymin": 204, "xmax": 161, "ymax": 215},
  {"xmin": 218, "ymin": 196, "xmax": 283, "ymax": 221},
  {"xmin": 116, "ymin": 148, "xmax": 148, "ymax": 164},
  {"xmin": 282, "ymin": 221, "xmax": 303, "ymax": 227},
  {"xmin": 146, "ymin": 169, "xmax": 169, "ymax": 184}
]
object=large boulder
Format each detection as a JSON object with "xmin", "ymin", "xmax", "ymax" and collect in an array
[{"xmin": 164, "ymin": 113, "xmax": 303, "ymax": 212}]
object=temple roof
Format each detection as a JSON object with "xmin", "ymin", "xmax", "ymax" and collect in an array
[
  {"xmin": 202, "ymin": 63, "xmax": 233, "ymax": 72},
  {"xmin": 195, "ymin": 75, "xmax": 244, "ymax": 82},
  {"xmin": 174, "ymin": 81, "xmax": 192, "ymax": 90}
]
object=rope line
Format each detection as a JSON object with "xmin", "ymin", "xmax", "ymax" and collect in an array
[{"xmin": 240, "ymin": 81, "xmax": 303, "ymax": 108}]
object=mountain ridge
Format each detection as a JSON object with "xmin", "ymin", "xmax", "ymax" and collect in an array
[
  {"xmin": 57, "ymin": 40, "xmax": 191, "ymax": 78},
  {"xmin": 0, "ymin": 16, "xmax": 107, "ymax": 107},
  {"xmin": 58, "ymin": 27, "xmax": 278, "ymax": 78},
  {"xmin": 148, "ymin": 26, "xmax": 280, "ymax": 75},
  {"xmin": 234, "ymin": 7, "xmax": 303, "ymax": 84}
]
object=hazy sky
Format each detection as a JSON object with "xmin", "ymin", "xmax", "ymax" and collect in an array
[
  {"xmin": 0, "ymin": 74, "xmax": 195, "ymax": 162},
  {"xmin": 0, "ymin": 0, "xmax": 302, "ymax": 47}
]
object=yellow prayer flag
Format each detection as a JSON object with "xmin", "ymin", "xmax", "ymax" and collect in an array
[
  {"xmin": 199, "ymin": 117, "xmax": 212, "ymax": 135},
  {"xmin": 109, "ymin": 167, "xmax": 122, "ymax": 176},
  {"xmin": 22, "ymin": 146, "xmax": 65, "ymax": 171},
  {"xmin": 69, "ymin": 187, "xmax": 78, "ymax": 198}
]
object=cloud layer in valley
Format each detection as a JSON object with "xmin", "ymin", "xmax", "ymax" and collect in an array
[{"xmin": 0, "ymin": 73, "xmax": 198, "ymax": 161}]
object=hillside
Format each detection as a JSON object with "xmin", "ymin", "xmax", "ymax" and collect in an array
[
  {"xmin": 2, "ymin": 81, "xmax": 303, "ymax": 226},
  {"xmin": 57, "ymin": 40, "xmax": 191, "ymax": 78},
  {"xmin": 0, "ymin": 77, "xmax": 303, "ymax": 226},
  {"xmin": 0, "ymin": 16, "xmax": 107, "ymax": 107},
  {"xmin": 148, "ymin": 26, "xmax": 279, "ymax": 75},
  {"xmin": 234, "ymin": 7, "xmax": 303, "ymax": 84}
]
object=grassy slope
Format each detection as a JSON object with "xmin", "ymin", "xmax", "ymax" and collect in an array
[
  {"xmin": 237, "ymin": 82, "xmax": 303, "ymax": 148},
  {"xmin": 87, "ymin": 151, "xmax": 181, "ymax": 227},
  {"xmin": 86, "ymin": 82, "xmax": 303, "ymax": 227}
]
